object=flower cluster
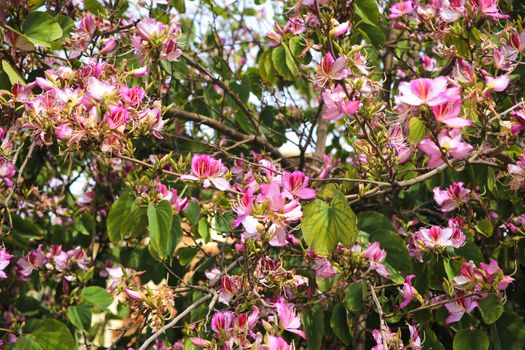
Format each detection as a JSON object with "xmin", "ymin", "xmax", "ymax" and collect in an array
[
  {"xmin": 15, "ymin": 245, "xmax": 90, "ymax": 282},
  {"xmin": 1, "ymin": 63, "xmax": 165, "ymax": 152},
  {"xmin": 132, "ymin": 18, "xmax": 182, "ymax": 64}
]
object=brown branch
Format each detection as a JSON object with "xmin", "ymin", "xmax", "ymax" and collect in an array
[{"xmin": 165, "ymin": 108, "xmax": 285, "ymax": 161}]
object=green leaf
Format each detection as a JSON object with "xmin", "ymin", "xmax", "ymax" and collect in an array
[
  {"xmin": 345, "ymin": 282, "xmax": 364, "ymax": 312},
  {"xmin": 302, "ymin": 308, "xmax": 324, "ymax": 350},
  {"xmin": 22, "ymin": 12, "xmax": 63, "ymax": 47},
  {"xmin": 107, "ymin": 191, "xmax": 134, "ymax": 242},
  {"xmin": 423, "ymin": 326, "xmax": 445, "ymax": 350},
  {"xmin": 183, "ymin": 200, "xmax": 200, "ymax": 226},
  {"xmin": 354, "ymin": 0, "xmax": 380, "ymax": 26},
  {"xmin": 67, "ymin": 303, "xmax": 92, "ymax": 330},
  {"xmin": 272, "ymin": 46, "xmax": 293, "ymax": 80},
  {"xmin": 495, "ymin": 312, "xmax": 525, "ymax": 350},
  {"xmin": 28, "ymin": 319, "xmax": 75, "ymax": 350},
  {"xmin": 84, "ymin": 0, "xmax": 107, "ymax": 15},
  {"xmin": 171, "ymin": 0, "xmax": 186, "ymax": 13},
  {"xmin": 358, "ymin": 24, "xmax": 386, "ymax": 48},
  {"xmin": 330, "ymin": 303, "xmax": 351, "ymax": 345},
  {"xmin": 147, "ymin": 200, "xmax": 175, "ymax": 261},
  {"xmin": 283, "ymin": 43, "xmax": 300, "ymax": 76},
  {"xmin": 359, "ymin": 212, "xmax": 412, "ymax": 273},
  {"xmin": 302, "ymin": 190, "xmax": 357, "ymax": 255},
  {"xmin": 475, "ymin": 219, "xmax": 493, "ymax": 237},
  {"xmin": 454, "ymin": 241, "xmax": 483, "ymax": 264},
  {"xmin": 478, "ymin": 295, "xmax": 504, "ymax": 324},
  {"xmin": 453, "ymin": 329, "xmax": 489, "ymax": 350},
  {"xmin": 120, "ymin": 200, "xmax": 148, "ymax": 238},
  {"xmin": 15, "ymin": 335, "xmax": 44, "ymax": 350},
  {"xmin": 75, "ymin": 212, "xmax": 95, "ymax": 236},
  {"xmin": 2, "ymin": 60, "xmax": 25, "ymax": 85},
  {"xmin": 81, "ymin": 286, "xmax": 113, "ymax": 309},
  {"xmin": 198, "ymin": 217, "xmax": 210, "ymax": 242},
  {"xmin": 408, "ymin": 117, "xmax": 427, "ymax": 145}
]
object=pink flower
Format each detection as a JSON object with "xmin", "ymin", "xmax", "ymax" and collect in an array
[
  {"xmin": 282, "ymin": 171, "xmax": 316, "ymax": 200},
  {"xmin": 104, "ymin": 105, "xmax": 130, "ymax": 130},
  {"xmin": 314, "ymin": 53, "xmax": 350, "ymax": 87},
  {"xmin": 433, "ymin": 182, "xmax": 470, "ymax": 212},
  {"xmin": 218, "ymin": 275, "xmax": 242, "ymax": 305},
  {"xmin": 120, "ymin": 86, "xmax": 145, "ymax": 106},
  {"xmin": 211, "ymin": 311, "xmax": 234, "ymax": 338},
  {"xmin": 444, "ymin": 293, "xmax": 479, "ymax": 324},
  {"xmin": 313, "ymin": 256, "xmax": 337, "ymax": 278},
  {"xmin": 180, "ymin": 154, "xmax": 230, "ymax": 191},
  {"xmin": 399, "ymin": 274, "xmax": 416, "ymax": 308},
  {"xmin": 266, "ymin": 23, "xmax": 284, "ymax": 47},
  {"xmin": 0, "ymin": 249, "xmax": 13, "ymax": 279},
  {"xmin": 136, "ymin": 18, "xmax": 167, "ymax": 40},
  {"xmin": 160, "ymin": 39, "xmax": 182, "ymax": 62},
  {"xmin": 87, "ymin": 77, "xmax": 116, "ymax": 101},
  {"xmin": 418, "ymin": 226, "xmax": 455, "ymax": 248},
  {"xmin": 388, "ymin": 1, "xmax": 415, "ymax": 18},
  {"xmin": 419, "ymin": 129, "xmax": 473, "ymax": 168},
  {"xmin": 100, "ymin": 38, "xmax": 117, "ymax": 55},
  {"xmin": 397, "ymin": 77, "xmax": 448, "ymax": 106},
  {"xmin": 420, "ymin": 54, "xmax": 437, "ymax": 72},
  {"xmin": 274, "ymin": 299, "xmax": 306, "ymax": 339},
  {"xmin": 330, "ymin": 20, "xmax": 351, "ymax": 37},
  {"xmin": 509, "ymin": 29, "xmax": 525, "ymax": 51},
  {"xmin": 266, "ymin": 336, "xmax": 291, "ymax": 350},
  {"xmin": 322, "ymin": 85, "xmax": 360, "ymax": 120},
  {"xmin": 363, "ymin": 242, "xmax": 389, "ymax": 277},
  {"xmin": 432, "ymin": 89, "xmax": 472, "ymax": 128},
  {"xmin": 475, "ymin": 0, "xmax": 509, "ymax": 18},
  {"xmin": 485, "ymin": 75, "xmax": 510, "ymax": 92},
  {"xmin": 124, "ymin": 288, "xmax": 143, "ymax": 300},
  {"xmin": 55, "ymin": 124, "xmax": 73, "ymax": 141},
  {"xmin": 440, "ymin": 0, "xmax": 465, "ymax": 22},
  {"xmin": 408, "ymin": 325, "xmax": 422, "ymax": 350}
]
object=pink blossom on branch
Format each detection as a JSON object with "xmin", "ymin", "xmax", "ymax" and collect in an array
[
  {"xmin": 180, "ymin": 154, "xmax": 231, "ymax": 191},
  {"xmin": 418, "ymin": 129, "xmax": 473, "ymax": 168},
  {"xmin": 397, "ymin": 77, "xmax": 448, "ymax": 106},
  {"xmin": 433, "ymin": 182, "xmax": 471, "ymax": 212}
]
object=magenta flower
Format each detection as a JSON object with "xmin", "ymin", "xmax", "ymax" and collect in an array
[
  {"xmin": 397, "ymin": 77, "xmax": 448, "ymax": 106},
  {"xmin": 0, "ymin": 249, "xmax": 13, "ymax": 279},
  {"xmin": 274, "ymin": 299, "xmax": 306, "ymax": 339},
  {"xmin": 432, "ymin": 89, "xmax": 472, "ymax": 128},
  {"xmin": 330, "ymin": 20, "xmax": 351, "ymax": 37},
  {"xmin": 444, "ymin": 293, "xmax": 479, "ymax": 324},
  {"xmin": 509, "ymin": 29, "xmax": 525, "ymax": 51},
  {"xmin": 433, "ymin": 182, "xmax": 470, "ymax": 212},
  {"xmin": 399, "ymin": 274, "xmax": 416, "ymax": 308},
  {"xmin": 313, "ymin": 256, "xmax": 337, "ymax": 278},
  {"xmin": 104, "ymin": 105, "xmax": 130, "ymax": 130},
  {"xmin": 180, "ymin": 154, "xmax": 230, "ymax": 191},
  {"xmin": 282, "ymin": 171, "xmax": 316, "ymax": 200},
  {"xmin": 408, "ymin": 325, "xmax": 422, "ymax": 350},
  {"xmin": 388, "ymin": 1, "xmax": 415, "ymax": 18},
  {"xmin": 314, "ymin": 53, "xmax": 350, "ymax": 87},
  {"xmin": 120, "ymin": 86, "xmax": 145, "ymax": 106},
  {"xmin": 160, "ymin": 39, "xmax": 182, "ymax": 62}
]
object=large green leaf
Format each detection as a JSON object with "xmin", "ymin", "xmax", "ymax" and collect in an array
[
  {"xmin": 358, "ymin": 212, "xmax": 412, "ymax": 273},
  {"xmin": 330, "ymin": 303, "xmax": 351, "ymax": 345},
  {"xmin": 147, "ymin": 200, "xmax": 175, "ymax": 261},
  {"xmin": 2, "ymin": 60, "xmax": 25, "ymax": 85},
  {"xmin": 478, "ymin": 295, "xmax": 504, "ymax": 324},
  {"xmin": 453, "ymin": 329, "xmax": 489, "ymax": 350},
  {"xmin": 107, "ymin": 191, "xmax": 134, "ymax": 242},
  {"xmin": 24, "ymin": 319, "xmax": 75, "ymax": 350},
  {"xmin": 354, "ymin": 0, "xmax": 380, "ymax": 26},
  {"xmin": 271, "ymin": 46, "xmax": 293, "ymax": 80},
  {"xmin": 345, "ymin": 282, "xmax": 364, "ymax": 312},
  {"xmin": 495, "ymin": 311, "xmax": 525, "ymax": 350},
  {"xmin": 302, "ymin": 190, "xmax": 357, "ymax": 255},
  {"xmin": 81, "ymin": 286, "xmax": 113, "ymax": 309},
  {"xmin": 302, "ymin": 308, "xmax": 324, "ymax": 350},
  {"xmin": 22, "ymin": 12, "xmax": 63, "ymax": 46},
  {"xmin": 67, "ymin": 303, "xmax": 92, "ymax": 330},
  {"xmin": 15, "ymin": 335, "xmax": 44, "ymax": 350}
]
